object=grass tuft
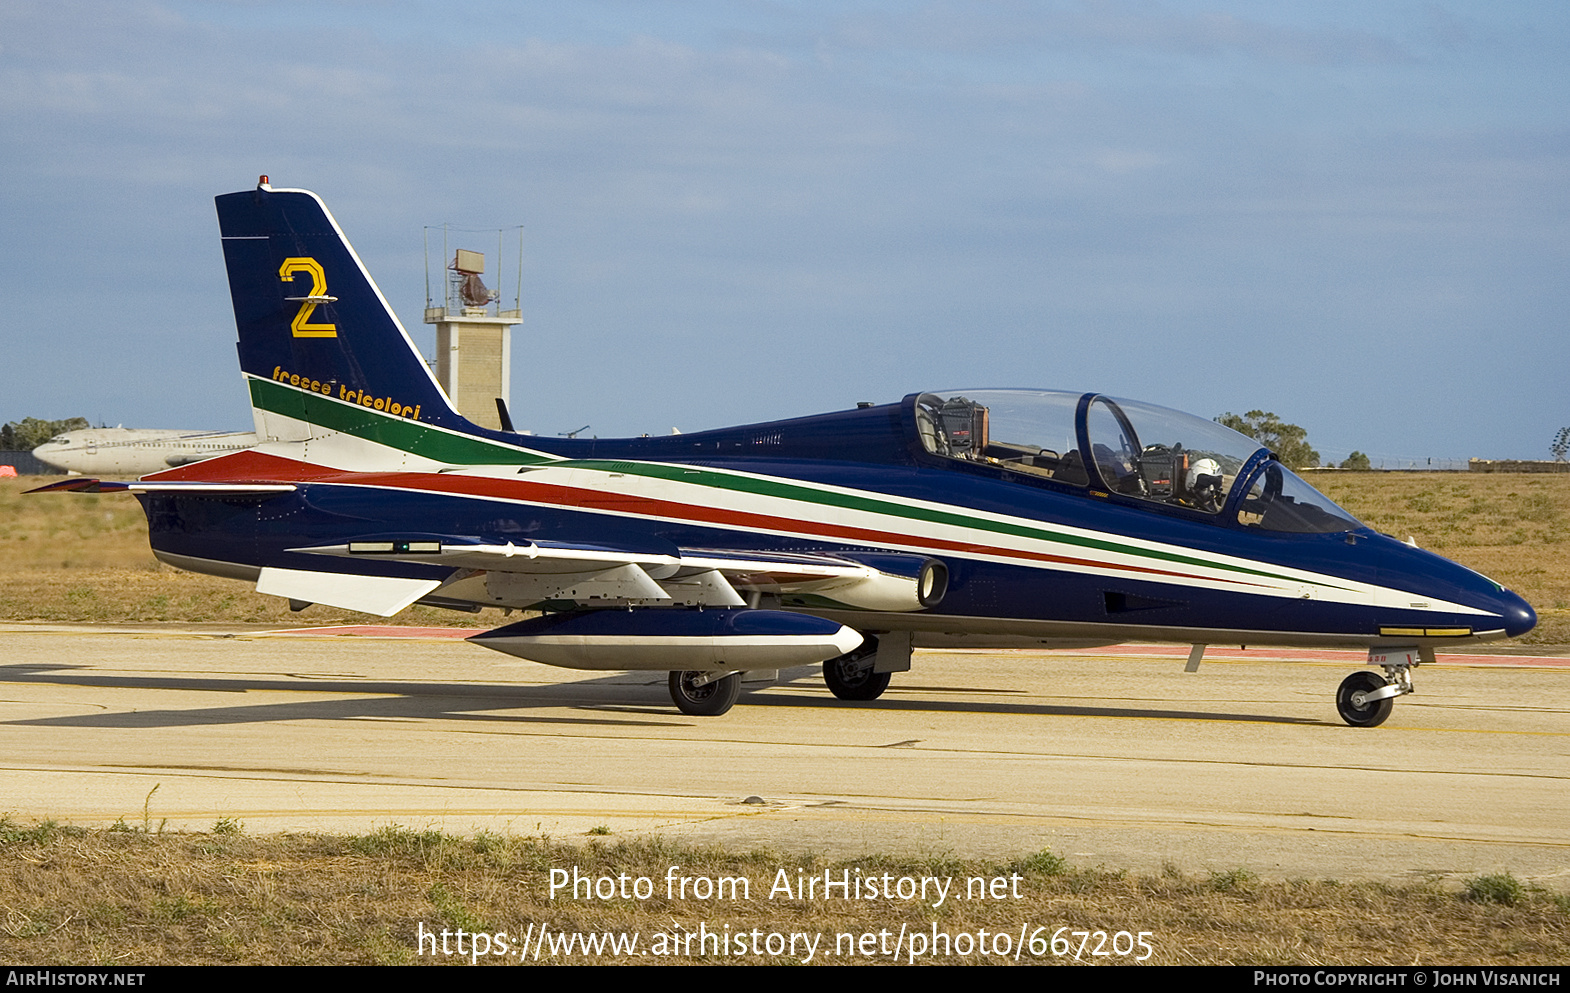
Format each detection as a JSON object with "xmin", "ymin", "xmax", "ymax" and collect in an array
[
  {"xmin": 1010, "ymin": 847, "xmax": 1068, "ymax": 877},
  {"xmin": 0, "ymin": 817, "xmax": 85, "ymax": 846},
  {"xmin": 1208, "ymin": 867, "xmax": 1258, "ymax": 892},
  {"xmin": 347, "ymin": 824, "xmax": 450, "ymax": 862},
  {"xmin": 1464, "ymin": 873, "xmax": 1527, "ymax": 906}
]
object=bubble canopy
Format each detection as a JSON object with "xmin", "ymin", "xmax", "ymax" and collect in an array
[{"xmin": 911, "ymin": 389, "xmax": 1362, "ymax": 533}]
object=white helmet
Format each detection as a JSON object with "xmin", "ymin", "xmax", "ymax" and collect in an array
[{"xmin": 1187, "ymin": 457, "xmax": 1222, "ymax": 491}]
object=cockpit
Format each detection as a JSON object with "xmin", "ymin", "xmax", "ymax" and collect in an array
[{"xmin": 912, "ymin": 390, "xmax": 1361, "ymax": 534}]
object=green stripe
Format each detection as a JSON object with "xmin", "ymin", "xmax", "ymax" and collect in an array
[
  {"xmin": 253, "ymin": 378, "xmax": 1327, "ymax": 589},
  {"xmin": 249, "ymin": 378, "xmax": 555, "ymax": 465},
  {"xmin": 557, "ymin": 459, "xmax": 1316, "ymax": 588}
]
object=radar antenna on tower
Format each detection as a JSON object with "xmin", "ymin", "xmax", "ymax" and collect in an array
[
  {"xmin": 422, "ymin": 223, "xmax": 525, "ymax": 431},
  {"xmin": 451, "ymin": 248, "xmax": 499, "ymax": 310}
]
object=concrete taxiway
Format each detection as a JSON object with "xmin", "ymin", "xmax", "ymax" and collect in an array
[{"xmin": 1, "ymin": 623, "xmax": 1566, "ymax": 884}]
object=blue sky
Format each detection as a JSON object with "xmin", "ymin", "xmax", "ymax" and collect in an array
[{"xmin": 2, "ymin": 1, "xmax": 1566, "ymax": 463}]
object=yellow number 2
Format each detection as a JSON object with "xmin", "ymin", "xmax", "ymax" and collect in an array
[{"xmin": 278, "ymin": 257, "xmax": 338, "ymax": 337}]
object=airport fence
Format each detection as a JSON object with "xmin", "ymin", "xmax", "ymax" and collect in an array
[{"xmin": 0, "ymin": 450, "xmax": 50, "ymax": 474}]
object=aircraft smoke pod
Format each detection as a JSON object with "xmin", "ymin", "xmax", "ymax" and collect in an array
[
  {"xmin": 469, "ymin": 608, "xmax": 863, "ymax": 671},
  {"xmin": 30, "ymin": 176, "xmax": 1536, "ymax": 720}
]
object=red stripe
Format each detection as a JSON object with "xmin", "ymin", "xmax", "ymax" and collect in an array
[{"xmin": 150, "ymin": 450, "xmax": 1263, "ymax": 588}]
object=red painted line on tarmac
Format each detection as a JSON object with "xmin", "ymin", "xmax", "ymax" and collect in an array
[
  {"xmin": 1028, "ymin": 644, "xmax": 1570, "ymax": 667},
  {"xmin": 255, "ymin": 627, "xmax": 1570, "ymax": 667},
  {"xmin": 262, "ymin": 625, "xmax": 483, "ymax": 639}
]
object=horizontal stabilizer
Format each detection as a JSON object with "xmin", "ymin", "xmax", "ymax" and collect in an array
[
  {"xmin": 255, "ymin": 566, "xmax": 441, "ymax": 616},
  {"xmin": 128, "ymin": 482, "xmax": 297, "ymax": 495},
  {"xmin": 29, "ymin": 478, "xmax": 296, "ymax": 497},
  {"xmin": 26, "ymin": 478, "xmax": 127, "ymax": 494}
]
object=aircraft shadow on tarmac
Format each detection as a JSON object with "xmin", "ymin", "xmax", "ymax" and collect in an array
[{"xmin": 0, "ymin": 662, "xmax": 1323, "ymax": 729}]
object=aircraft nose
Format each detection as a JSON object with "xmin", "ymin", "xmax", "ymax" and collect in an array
[
  {"xmin": 1381, "ymin": 541, "xmax": 1539, "ymax": 641},
  {"xmin": 1500, "ymin": 592, "xmax": 1537, "ymax": 638}
]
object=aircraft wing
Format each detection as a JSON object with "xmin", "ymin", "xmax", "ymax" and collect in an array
[{"xmin": 286, "ymin": 536, "xmax": 941, "ymax": 612}]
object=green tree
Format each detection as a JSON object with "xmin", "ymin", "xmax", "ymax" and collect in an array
[
  {"xmin": 0, "ymin": 416, "xmax": 89, "ymax": 451},
  {"xmin": 1339, "ymin": 451, "xmax": 1372, "ymax": 471},
  {"xmin": 1551, "ymin": 427, "xmax": 1570, "ymax": 462},
  {"xmin": 1215, "ymin": 410, "xmax": 1320, "ymax": 470}
]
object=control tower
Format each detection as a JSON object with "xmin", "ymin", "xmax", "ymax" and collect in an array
[{"xmin": 424, "ymin": 238, "xmax": 522, "ymax": 431}]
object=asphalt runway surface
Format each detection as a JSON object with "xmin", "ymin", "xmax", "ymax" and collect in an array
[{"xmin": 1, "ymin": 623, "xmax": 1566, "ymax": 885}]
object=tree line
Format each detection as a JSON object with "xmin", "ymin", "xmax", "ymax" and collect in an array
[
  {"xmin": 1215, "ymin": 410, "xmax": 1368, "ymax": 471},
  {"xmin": 1, "ymin": 417, "xmax": 89, "ymax": 451}
]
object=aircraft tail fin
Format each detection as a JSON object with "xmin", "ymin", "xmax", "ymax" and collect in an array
[{"xmin": 215, "ymin": 178, "xmax": 469, "ymax": 450}]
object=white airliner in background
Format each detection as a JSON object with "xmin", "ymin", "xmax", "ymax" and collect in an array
[{"xmin": 33, "ymin": 428, "xmax": 258, "ymax": 476}]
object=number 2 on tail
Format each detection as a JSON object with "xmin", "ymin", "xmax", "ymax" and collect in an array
[{"xmin": 279, "ymin": 257, "xmax": 337, "ymax": 337}]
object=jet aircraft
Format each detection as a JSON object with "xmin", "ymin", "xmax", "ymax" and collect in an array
[
  {"xmin": 34, "ymin": 427, "xmax": 258, "ymax": 476},
  {"xmin": 34, "ymin": 179, "xmax": 1536, "ymax": 725}
]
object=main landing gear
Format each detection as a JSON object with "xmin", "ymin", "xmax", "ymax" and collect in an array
[
  {"xmin": 668, "ymin": 670, "xmax": 741, "ymax": 717},
  {"xmin": 823, "ymin": 639, "xmax": 891, "ymax": 701},
  {"xmin": 1335, "ymin": 647, "xmax": 1420, "ymax": 728}
]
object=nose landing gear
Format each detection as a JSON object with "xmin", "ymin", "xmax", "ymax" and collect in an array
[{"xmin": 1336, "ymin": 647, "xmax": 1422, "ymax": 728}]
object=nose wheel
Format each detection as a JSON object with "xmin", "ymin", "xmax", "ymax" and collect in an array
[
  {"xmin": 1335, "ymin": 648, "xmax": 1418, "ymax": 728},
  {"xmin": 1336, "ymin": 671, "xmax": 1395, "ymax": 727}
]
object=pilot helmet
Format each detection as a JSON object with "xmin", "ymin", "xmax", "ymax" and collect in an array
[{"xmin": 1187, "ymin": 457, "xmax": 1222, "ymax": 491}]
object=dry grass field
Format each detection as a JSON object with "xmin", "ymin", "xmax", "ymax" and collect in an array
[
  {"xmin": 0, "ymin": 477, "xmax": 489, "ymax": 629},
  {"xmin": 0, "ymin": 823, "xmax": 1564, "ymax": 966},
  {"xmin": 1309, "ymin": 471, "xmax": 1570, "ymax": 644},
  {"xmin": 3, "ymin": 472, "xmax": 1566, "ymax": 642}
]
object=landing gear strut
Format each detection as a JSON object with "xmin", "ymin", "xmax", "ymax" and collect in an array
[
  {"xmin": 823, "ymin": 638, "xmax": 890, "ymax": 701},
  {"xmin": 668, "ymin": 670, "xmax": 741, "ymax": 717},
  {"xmin": 1335, "ymin": 648, "xmax": 1419, "ymax": 728}
]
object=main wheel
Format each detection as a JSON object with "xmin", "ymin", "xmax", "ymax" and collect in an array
[
  {"xmin": 823, "ymin": 645, "xmax": 891, "ymax": 701},
  {"xmin": 668, "ymin": 670, "xmax": 741, "ymax": 717},
  {"xmin": 1336, "ymin": 670, "xmax": 1394, "ymax": 728}
]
